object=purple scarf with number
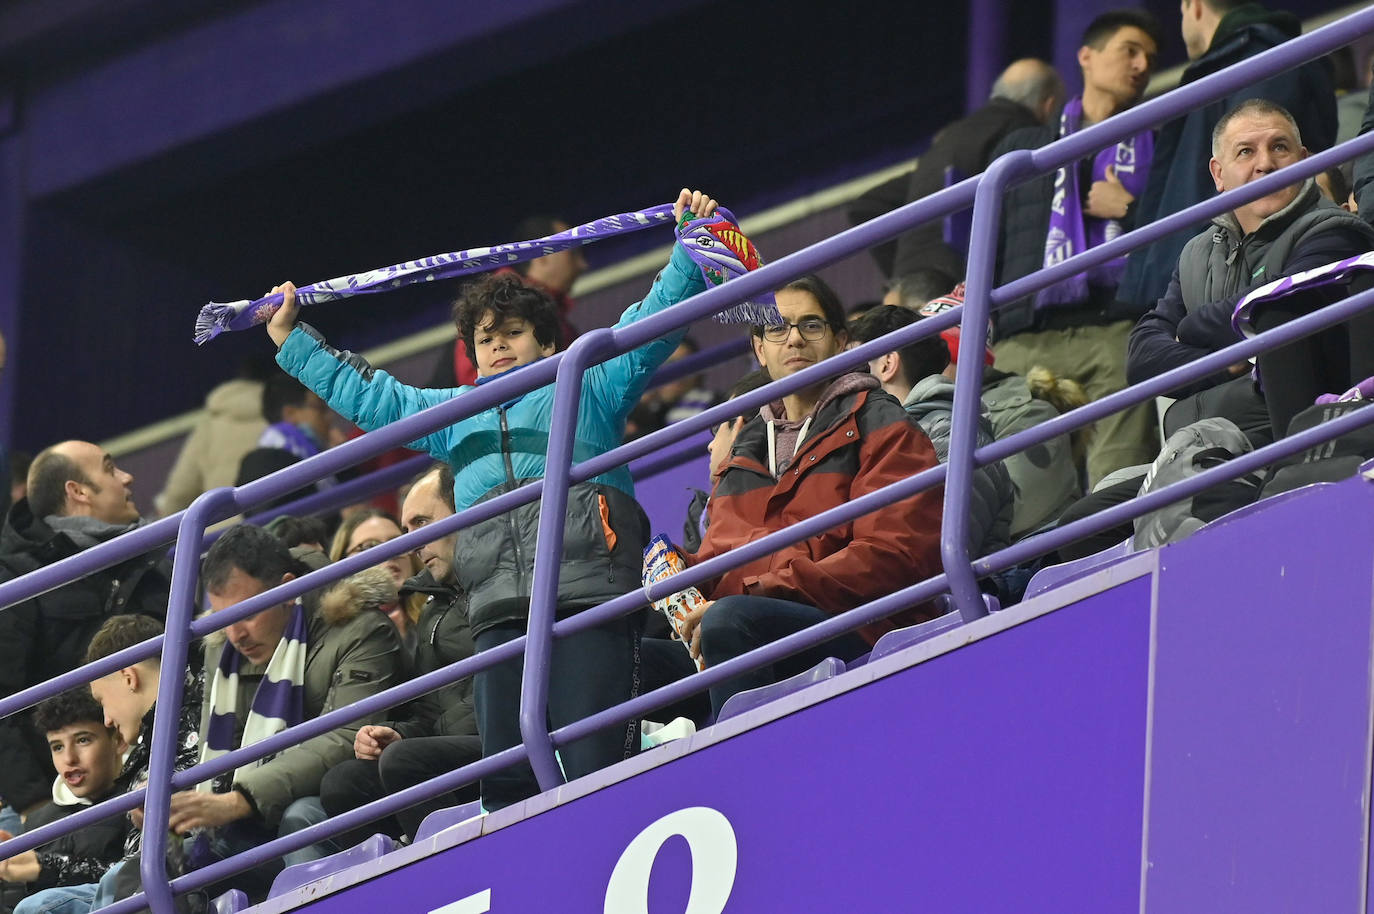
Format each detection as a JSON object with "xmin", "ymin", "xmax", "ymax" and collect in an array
[
  {"xmin": 1036, "ymin": 97, "xmax": 1154, "ymax": 309},
  {"xmin": 194, "ymin": 204, "xmax": 777, "ymax": 344}
]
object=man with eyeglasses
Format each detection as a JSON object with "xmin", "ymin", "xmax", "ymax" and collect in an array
[{"xmin": 678, "ymin": 275, "xmax": 945, "ymax": 718}]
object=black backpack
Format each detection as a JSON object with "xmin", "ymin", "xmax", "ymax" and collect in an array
[{"xmin": 1261, "ymin": 399, "xmax": 1374, "ymax": 496}]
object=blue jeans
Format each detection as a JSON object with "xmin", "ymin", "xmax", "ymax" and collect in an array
[
  {"xmin": 11, "ymin": 858, "xmax": 124, "ymax": 914},
  {"xmin": 279, "ymin": 796, "xmax": 334, "ymax": 868},
  {"xmin": 0, "ymin": 805, "xmax": 24, "ymax": 837},
  {"xmin": 473, "ymin": 615, "xmax": 641, "ymax": 811},
  {"xmin": 697, "ymin": 595, "xmax": 870, "ymax": 717}
]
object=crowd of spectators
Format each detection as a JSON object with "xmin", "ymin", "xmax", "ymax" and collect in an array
[{"xmin": 0, "ymin": 1, "xmax": 1372, "ymax": 907}]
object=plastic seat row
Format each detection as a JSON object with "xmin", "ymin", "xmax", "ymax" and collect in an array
[{"xmin": 265, "ymin": 801, "xmax": 485, "ymax": 903}]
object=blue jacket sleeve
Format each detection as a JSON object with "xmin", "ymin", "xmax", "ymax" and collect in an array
[
  {"xmin": 587, "ymin": 243, "xmax": 707, "ymax": 418},
  {"xmin": 276, "ymin": 323, "xmax": 461, "ymax": 461},
  {"xmin": 1126, "ymin": 268, "xmax": 1235, "ymax": 398}
]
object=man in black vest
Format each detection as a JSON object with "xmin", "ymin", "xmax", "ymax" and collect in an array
[{"xmin": 1127, "ymin": 99, "xmax": 1374, "ymax": 440}]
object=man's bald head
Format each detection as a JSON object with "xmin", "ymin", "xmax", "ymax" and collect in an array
[
  {"xmin": 991, "ymin": 58, "xmax": 1066, "ymax": 124},
  {"xmin": 28, "ymin": 441, "xmax": 138, "ymax": 525}
]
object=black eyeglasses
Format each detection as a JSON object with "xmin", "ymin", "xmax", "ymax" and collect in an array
[
  {"xmin": 346, "ymin": 537, "xmax": 395, "ymax": 558},
  {"xmin": 760, "ymin": 318, "xmax": 833, "ymax": 343}
]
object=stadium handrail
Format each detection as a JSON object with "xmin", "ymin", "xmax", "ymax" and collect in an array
[{"xmin": 0, "ymin": 6, "xmax": 1371, "ymax": 910}]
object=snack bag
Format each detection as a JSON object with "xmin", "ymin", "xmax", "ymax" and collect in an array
[{"xmin": 643, "ymin": 534, "xmax": 708, "ymax": 670}]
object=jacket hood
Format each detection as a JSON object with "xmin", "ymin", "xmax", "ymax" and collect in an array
[
  {"xmin": 1210, "ymin": 3, "xmax": 1301, "ymax": 49},
  {"xmin": 204, "ymin": 378, "xmax": 267, "ymax": 422},
  {"xmin": 759, "ymin": 371, "xmax": 879, "ymax": 425},
  {"xmin": 0, "ymin": 498, "xmax": 60, "ymax": 555},
  {"xmin": 51, "ymin": 775, "xmax": 90, "ymax": 807},
  {"xmin": 317, "ymin": 565, "xmax": 399, "ymax": 628},
  {"xmin": 902, "ymin": 374, "xmax": 957, "ymax": 419},
  {"xmin": 1211, "ymin": 177, "xmax": 1319, "ymax": 237}
]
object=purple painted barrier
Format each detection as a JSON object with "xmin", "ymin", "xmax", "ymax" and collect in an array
[
  {"xmin": 267, "ymin": 572, "xmax": 1155, "ymax": 913},
  {"xmin": 257, "ymin": 476, "xmax": 1374, "ymax": 914}
]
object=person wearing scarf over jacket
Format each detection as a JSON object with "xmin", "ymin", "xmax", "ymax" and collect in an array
[
  {"xmin": 268, "ymin": 189, "xmax": 722, "ymax": 811},
  {"xmin": 988, "ymin": 10, "xmax": 1162, "ymax": 487},
  {"xmin": 163, "ymin": 526, "xmax": 403, "ymax": 899},
  {"xmin": 678, "ymin": 275, "xmax": 946, "ymax": 718}
]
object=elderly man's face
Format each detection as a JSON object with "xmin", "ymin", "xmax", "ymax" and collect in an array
[{"xmin": 1209, "ymin": 112, "xmax": 1308, "ymax": 234}]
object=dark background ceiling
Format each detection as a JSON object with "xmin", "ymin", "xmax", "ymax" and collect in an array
[{"xmin": 0, "ymin": 0, "xmax": 1356, "ymax": 449}]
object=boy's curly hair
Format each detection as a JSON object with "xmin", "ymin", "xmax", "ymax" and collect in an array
[
  {"xmin": 451, "ymin": 274, "xmax": 562, "ymax": 372},
  {"xmin": 34, "ymin": 688, "xmax": 112, "ymax": 737}
]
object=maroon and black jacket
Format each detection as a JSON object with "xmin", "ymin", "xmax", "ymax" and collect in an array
[{"xmin": 692, "ymin": 376, "xmax": 945, "ymax": 645}]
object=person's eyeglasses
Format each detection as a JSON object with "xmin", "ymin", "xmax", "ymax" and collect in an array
[
  {"xmin": 761, "ymin": 319, "xmax": 832, "ymax": 343},
  {"xmin": 345, "ymin": 537, "xmax": 394, "ymax": 558}
]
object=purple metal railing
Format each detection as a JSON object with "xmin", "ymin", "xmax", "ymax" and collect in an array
[{"xmin": 0, "ymin": 8, "xmax": 1371, "ymax": 910}]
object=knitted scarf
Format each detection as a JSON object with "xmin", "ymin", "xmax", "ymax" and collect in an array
[
  {"xmin": 198, "ymin": 599, "xmax": 309, "ymax": 794},
  {"xmin": 1036, "ymin": 96, "xmax": 1154, "ymax": 309},
  {"xmin": 194, "ymin": 206, "xmax": 777, "ymax": 343}
]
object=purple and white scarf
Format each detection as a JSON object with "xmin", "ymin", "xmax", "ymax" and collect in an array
[
  {"xmin": 1036, "ymin": 97, "xmax": 1154, "ymax": 309},
  {"xmin": 257, "ymin": 422, "xmax": 322, "ymax": 461},
  {"xmin": 198, "ymin": 599, "xmax": 308, "ymax": 793},
  {"xmin": 1232, "ymin": 250, "xmax": 1374, "ymax": 337},
  {"xmin": 194, "ymin": 205, "xmax": 778, "ymax": 344}
]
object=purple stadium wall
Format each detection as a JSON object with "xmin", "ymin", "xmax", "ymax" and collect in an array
[{"xmin": 254, "ymin": 475, "xmax": 1374, "ymax": 914}]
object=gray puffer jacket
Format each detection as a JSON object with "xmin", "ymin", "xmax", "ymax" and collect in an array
[{"xmin": 902, "ymin": 375, "xmax": 1014, "ymax": 557}]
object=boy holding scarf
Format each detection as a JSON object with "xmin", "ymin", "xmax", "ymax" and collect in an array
[
  {"xmin": 989, "ymin": 9, "xmax": 1163, "ymax": 486},
  {"xmin": 267, "ymin": 189, "xmax": 740, "ymax": 811}
]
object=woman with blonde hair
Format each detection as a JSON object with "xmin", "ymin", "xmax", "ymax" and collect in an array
[{"xmin": 329, "ymin": 509, "xmax": 426, "ymax": 654}]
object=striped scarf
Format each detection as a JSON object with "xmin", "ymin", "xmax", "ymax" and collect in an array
[
  {"xmin": 193, "ymin": 206, "xmax": 778, "ymax": 344},
  {"xmin": 198, "ymin": 599, "xmax": 309, "ymax": 794}
]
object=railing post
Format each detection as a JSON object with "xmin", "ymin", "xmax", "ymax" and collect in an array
[
  {"xmin": 518, "ymin": 329, "xmax": 618, "ymax": 791},
  {"xmin": 139, "ymin": 487, "xmax": 240, "ymax": 914},
  {"xmin": 944, "ymin": 149, "xmax": 1038, "ymax": 622}
]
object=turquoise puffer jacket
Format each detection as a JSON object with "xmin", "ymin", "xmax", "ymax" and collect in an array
[{"xmin": 277, "ymin": 244, "xmax": 705, "ymax": 633}]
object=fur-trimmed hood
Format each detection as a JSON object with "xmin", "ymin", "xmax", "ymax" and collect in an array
[{"xmin": 317, "ymin": 566, "xmax": 399, "ymax": 627}]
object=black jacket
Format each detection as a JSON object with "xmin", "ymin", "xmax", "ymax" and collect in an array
[
  {"xmin": 991, "ymin": 121, "xmax": 1146, "ymax": 338},
  {"xmin": 1116, "ymin": 3, "xmax": 1337, "ymax": 310},
  {"xmin": 390, "ymin": 572, "xmax": 476, "ymax": 740},
  {"xmin": 849, "ymin": 97, "xmax": 1042, "ymax": 278},
  {"xmin": 116, "ymin": 676, "xmax": 204, "ymax": 856},
  {"xmin": 0, "ymin": 791, "xmax": 125, "ymax": 911},
  {"xmin": 0, "ymin": 502, "xmax": 172, "ymax": 811},
  {"xmin": 1354, "ymin": 80, "xmax": 1374, "ymax": 218}
]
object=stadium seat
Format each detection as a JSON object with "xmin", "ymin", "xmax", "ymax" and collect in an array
[
  {"xmin": 716, "ymin": 657, "xmax": 845, "ymax": 723},
  {"xmin": 210, "ymin": 889, "xmax": 249, "ymax": 914},
  {"xmin": 1023, "ymin": 539, "xmax": 1135, "ymax": 600},
  {"xmin": 1198, "ymin": 482, "xmax": 1337, "ymax": 535},
  {"xmin": 870, "ymin": 609, "xmax": 965, "ymax": 662},
  {"xmin": 413, "ymin": 800, "xmax": 484, "ymax": 843},
  {"xmin": 268, "ymin": 833, "xmax": 397, "ymax": 900}
]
